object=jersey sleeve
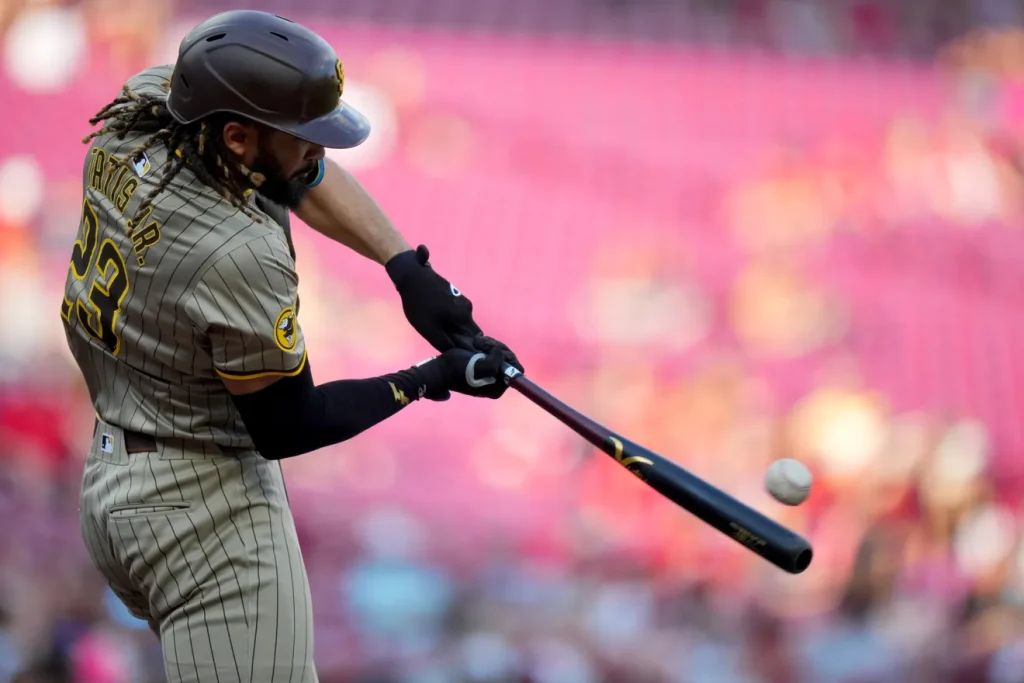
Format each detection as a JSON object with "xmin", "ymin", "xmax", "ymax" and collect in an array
[{"xmin": 188, "ymin": 237, "xmax": 307, "ymax": 381}]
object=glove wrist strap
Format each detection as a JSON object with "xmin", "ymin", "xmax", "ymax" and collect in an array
[
  {"xmin": 407, "ymin": 357, "xmax": 448, "ymax": 400},
  {"xmin": 385, "ymin": 245, "xmax": 430, "ymax": 287},
  {"xmin": 384, "ymin": 249, "xmax": 418, "ymax": 287}
]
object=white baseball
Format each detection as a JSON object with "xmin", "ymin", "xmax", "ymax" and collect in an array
[{"xmin": 764, "ymin": 458, "xmax": 813, "ymax": 506}]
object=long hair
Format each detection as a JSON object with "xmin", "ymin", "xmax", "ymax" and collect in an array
[{"xmin": 83, "ymin": 84, "xmax": 266, "ymax": 223}]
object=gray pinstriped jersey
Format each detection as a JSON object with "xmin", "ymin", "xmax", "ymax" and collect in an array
[{"xmin": 62, "ymin": 65, "xmax": 306, "ymax": 448}]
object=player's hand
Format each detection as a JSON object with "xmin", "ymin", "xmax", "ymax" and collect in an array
[
  {"xmin": 467, "ymin": 334, "xmax": 523, "ymax": 375},
  {"xmin": 386, "ymin": 245, "xmax": 482, "ymax": 352},
  {"xmin": 414, "ymin": 337, "xmax": 522, "ymax": 400}
]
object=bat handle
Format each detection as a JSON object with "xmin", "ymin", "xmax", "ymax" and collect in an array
[
  {"xmin": 452, "ymin": 337, "xmax": 523, "ymax": 386},
  {"xmin": 500, "ymin": 366, "xmax": 612, "ymax": 449}
]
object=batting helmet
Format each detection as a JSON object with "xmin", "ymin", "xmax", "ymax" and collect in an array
[{"xmin": 166, "ymin": 10, "xmax": 369, "ymax": 149}]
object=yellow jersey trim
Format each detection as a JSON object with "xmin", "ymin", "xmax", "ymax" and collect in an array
[{"xmin": 214, "ymin": 349, "xmax": 307, "ymax": 381}]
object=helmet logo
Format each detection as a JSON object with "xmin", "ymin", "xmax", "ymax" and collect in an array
[{"xmin": 334, "ymin": 60, "xmax": 345, "ymax": 97}]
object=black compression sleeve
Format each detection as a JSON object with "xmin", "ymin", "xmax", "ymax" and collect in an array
[{"xmin": 229, "ymin": 358, "xmax": 432, "ymax": 460}]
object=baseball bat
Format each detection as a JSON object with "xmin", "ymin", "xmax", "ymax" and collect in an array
[{"xmin": 502, "ymin": 365, "xmax": 813, "ymax": 574}]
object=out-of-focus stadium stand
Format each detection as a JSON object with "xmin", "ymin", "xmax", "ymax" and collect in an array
[{"xmin": 3, "ymin": 1, "xmax": 1024, "ymax": 681}]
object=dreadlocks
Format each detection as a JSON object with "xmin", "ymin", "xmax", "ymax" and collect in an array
[{"xmin": 83, "ymin": 85, "xmax": 267, "ymax": 224}]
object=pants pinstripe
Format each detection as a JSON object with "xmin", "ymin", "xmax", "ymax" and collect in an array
[{"xmin": 80, "ymin": 420, "xmax": 318, "ymax": 682}]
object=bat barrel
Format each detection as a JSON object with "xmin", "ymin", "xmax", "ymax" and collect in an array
[
  {"xmin": 641, "ymin": 459, "xmax": 813, "ymax": 573},
  {"xmin": 507, "ymin": 369, "xmax": 814, "ymax": 574}
]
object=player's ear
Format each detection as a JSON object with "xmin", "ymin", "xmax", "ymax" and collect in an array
[{"xmin": 221, "ymin": 120, "xmax": 259, "ymax": 161}]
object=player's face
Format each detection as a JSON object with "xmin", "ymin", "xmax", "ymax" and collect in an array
[
  {"xmin": 221, "ymin": 120, "xmax": 324, "ymax": 208},
  {"xmin": 260, "ymin": 128, "xmax": 325, "ymax": 181},
  {"xmin": 250, "ymin": 128, "xmax": 325, "ymax": 208}
]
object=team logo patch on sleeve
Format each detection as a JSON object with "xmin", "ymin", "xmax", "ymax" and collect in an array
[{"xmin": 274, "ymin": 307, "xmax": 298, "ymax": 352}]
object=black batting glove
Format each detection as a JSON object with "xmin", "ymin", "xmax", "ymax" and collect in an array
[
  {"xmin": 386, "ymin": 245, "xmax": 482, "ymax": 352},
  {"xmin": 464, "ymin": 334, "xmax": 524, "ymax": 375},
  {"xmin": 412, "ymin": 342, "xmax": 519, "ymax": 401}
]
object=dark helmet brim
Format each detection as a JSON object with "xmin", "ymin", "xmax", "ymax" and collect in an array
[{"xmin": 279, "ymin": 100, "xmax": 370, "ymax": 149}]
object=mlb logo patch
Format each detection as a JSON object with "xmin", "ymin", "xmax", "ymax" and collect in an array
[
  {"xmin": 100, "ymin": 433, "xmax": 114, "ymax": 454},
  {"xmin": 131, "ymin": 152, "xmax": 152, "ymax": 178}
]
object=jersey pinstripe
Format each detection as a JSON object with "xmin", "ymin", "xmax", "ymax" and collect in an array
[
  {"xmin": 61, "ymin": 65, "xmax": 306, "ymax": 448},
  {"xmin": 81, "ymin": 418, "xmax": 317, "ymax": 681},
  {"xmin": 70, "ymin": 56, "xmax": 322, "ymax": 682}
]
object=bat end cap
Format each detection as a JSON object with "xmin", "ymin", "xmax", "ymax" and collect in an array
[{"xmin": 789, "ymin": 547, "xmax": 813, "ymax": 574}]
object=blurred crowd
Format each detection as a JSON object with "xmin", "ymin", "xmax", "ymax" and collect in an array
[
  {"xmin": 3, "ymin": 1, "xmax": 1024, "ymax": 682},
  {"xmin": 4, "ymin": 0, "xmax": 1024, "ymax": 63}
]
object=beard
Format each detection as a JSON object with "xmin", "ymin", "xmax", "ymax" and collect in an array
[{"xmin": 250, "ymin": 148, "xmax": 315, "ymax": 209}]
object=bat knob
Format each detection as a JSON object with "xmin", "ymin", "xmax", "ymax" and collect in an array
[{"xmin": 501, "ymin": 364, "xmax": 522, "ymax": 384}]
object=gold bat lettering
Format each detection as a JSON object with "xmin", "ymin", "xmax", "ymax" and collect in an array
[
  {"xmin": 729, "ymin": 522, "xmax": 767, "ymax": 549},
  {"xmin": 607, "ymin": 436, "xmax": 653, "ymax": 469}
]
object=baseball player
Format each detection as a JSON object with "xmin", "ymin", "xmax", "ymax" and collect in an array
[{"xmin": 61, "ymin": 10, "xmax": 521, "ymax": 682}]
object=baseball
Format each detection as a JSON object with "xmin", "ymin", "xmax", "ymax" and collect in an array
[{"xmin": 765, "ymin": 458, "xmax": 813, "ymax": 506}]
